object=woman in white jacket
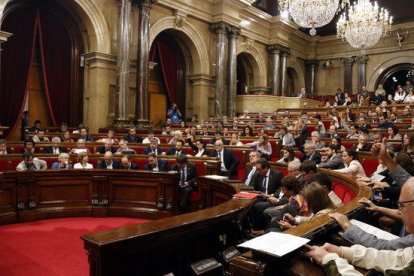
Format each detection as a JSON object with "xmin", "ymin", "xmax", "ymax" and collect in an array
[{"xmin": 334, "ymin": 149, "xmax": 366, "ymax": 178}]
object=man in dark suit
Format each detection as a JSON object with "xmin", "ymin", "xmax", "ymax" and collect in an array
[
  {"xmin": 143, "ymin": 153, "xmax": 169, "ymax": 172},
  {"xmin": 243, "ymin": 151, "xmax": 260, "ymax": 185},
  {"xmin": 323, "ymin": 125, "xmax": 341, "ymax": 139},
  {"xmin": 250, "ymin": 158, "xmax": 284, "ymax": 230},
  {"xmin": 171, "ymin": 155, "xmax": 198, "ymax": 212},
  {"xmin": 123, "ymin": 127, "xmax": 143, "ymax": 143},
  {"xmin": 166, "ymin": 139, "xmax": 185, "ymax": 156},
  {"xmin": 97, "ymin": 141, "xmax": 117, "ymax": 154},
  {"xmin": 98, "ymin": 151, "xmax": 122, "ymax": 169},
  {"xmin": 300, "ymin": 142, "xmax": 321, "ymax": 164},
  {"xmin": 44, "ymin": 137, "xmax": 67, "ymax": 154},
  {"xmin": 142, "ymin": 138, "xmax": 163, "ymax": 155},
  {"xmin": 351, "ymin": 134, "xmax": 372, "ymax": 152},
  {"xmin": 208, "ymin": 140, "xmax": 240, "ymax": 179},
  {"xmin": 79, "ymin": 127, "xmax": 94, "ymax": 142},
  {"xmin": 209, "ymin": 130, "xmax": 228, "ymax": 145},
  {"xmin": 120, "ymin": 155, "xmax": 138, "ymax": 170},
  {"xmin": 317, "ymin": 144, "xmax": 344, "ymax": 170}
]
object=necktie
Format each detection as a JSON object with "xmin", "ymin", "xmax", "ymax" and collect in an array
[
  {"xmin": 262, "ymin": 176, "xmax": 268, "ymax": 194},
  {"xmin": 180, "ymin": 169, "xmax": 185, "ymax": 186}
]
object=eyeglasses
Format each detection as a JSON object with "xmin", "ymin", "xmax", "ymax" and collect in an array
[{"xmin": 397, "ymin": 199, "xmax": 414, "ymax": 210}]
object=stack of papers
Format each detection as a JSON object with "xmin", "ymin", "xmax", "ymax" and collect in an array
[
  {"xmin": 350, "ymin": 219, "xmax": 399, "ymax": 240},
  {"xmin": 238, "ymin": 232, "xmax": 310, "ymax": 257}
]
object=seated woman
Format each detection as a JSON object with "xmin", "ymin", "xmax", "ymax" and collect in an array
[
  {"xmin": 168, "ymin": 130, "xmax": 183, "ymax": 145},
  {"xmin": 277, "ymin": 182, "xmax": 335, "ymax": 230},
  {"xmin": 402, "ymin": 133, "xmax": 414, "ymax": 156},
  {"xmin": 245, "ymin": 134, "xmax": 272, "ymax": 157},
  {"xmin": 62, "ymin": 130, "xmax": 74, "ymax": 143},
  {"xmin": 96, "ymin": 129, "xmax": 118, "ymax": 144},
  {"xmin": 51, "ymin": 153, "xmax": 72, "ymax": 170},
  {"xmin": 242, "ymin": 126, "xmax": 253, "ymax": 137},
  {"xmin": 334, "ymin": 149, "xmax": 367, "ymax": 178},
  {"xmin": 275, "ymin": 127, "xmax": 296, "ymax": 147},
  {"xmin": 73, "ymin": 152, "xmax": 93, "ymax": 169},
  {"xmin": 70, "ymin": 139, "xmax": 91, "ymax": 154},
  {"xmin": 187, "ymin": 138, "xmax": 206, "ymax": 157},
  {"xmin": 276, "ymin": 147, "xmax": 299, "ymax": 163},
  {"xmin": 387, "ymin": 126, "xmax": 402, "ymax": 141},
  {"xmin": 229, "ymin": 133, "xmax": 243, "ymax": 146}
]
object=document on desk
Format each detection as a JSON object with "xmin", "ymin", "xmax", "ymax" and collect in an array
[
  {"xmin": 350, "ymin": 219, "xmax": 399, "ymax": 240},
  {"xmin": 204, "ymin": 175, "xmax": 228, "ymax": 180},
  {"xmin": 238, "ymin": 232, "xmax": 310, "ymax": 257}
]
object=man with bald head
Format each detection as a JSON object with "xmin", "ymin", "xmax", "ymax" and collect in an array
[
  {"xmin": 208, "ymin": 140, "xmax": 240, "ymax": 179},
  {"xmin": 98, "ymin": 151, "xmax": 121, "ymax": 169}
]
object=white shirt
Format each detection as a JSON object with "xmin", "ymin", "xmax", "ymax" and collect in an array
[
  {"xmin": 218, "ymin": 150, "xmax": 227, "ymax": 172},
  {"xmin": 73, "ymin": 148, "xmax": 88, "ymax": 154},
  {"xmin": 74, "ymin": 162, "xmax": 93, "ymax": 169},
  {"xmin": 142, "ymin": 137, "xmax": 160, "ymax": 144},
  {"xmin": 195, "ymin": 149, "xmax": 205, "ymax": 157},
  {"xmin": 244, "ymin": 167, "xmax": 256, "ymax": 185}
]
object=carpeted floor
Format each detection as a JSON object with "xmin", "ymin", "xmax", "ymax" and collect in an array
[{"xmin": 0, "ymin": 217, "xmax": 150, "ymax": 276}]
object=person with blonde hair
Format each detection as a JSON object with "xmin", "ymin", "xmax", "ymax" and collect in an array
[
  {"xmin": 73, "ymin": 152, "xmax": 93, "ymax": 169},
  {"xmin": 245, "ymin": 134, "xmax": 272, "ymax": 156}
]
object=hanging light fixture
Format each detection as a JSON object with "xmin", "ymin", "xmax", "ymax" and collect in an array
[
  {"xmin": 337, "ymin": 0, "xmax": 393, "ymax": 49},
  {"xmin": 278, "ymin": 0, "xmax": 349, "ymax": 36}
]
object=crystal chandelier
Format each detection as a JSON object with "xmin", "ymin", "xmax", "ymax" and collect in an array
[
  {"xmin": 337, "ymin": 0, "xmax": 393, "ymax": 49},
  {"xmin": 278, "ymin": 0, "xmax": 349, "ymax": 36}
]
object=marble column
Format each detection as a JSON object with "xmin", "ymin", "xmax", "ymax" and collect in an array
[
  {"xmin": 305, "ymin": 60, "xmax": 319, "ymax": 98},
  {"xmin": 113, "ymin": 0, "xmax": 132, "ymax": 127},
  {"xmin": 356, "ymin": 55, "xmax": 369, "ymax": 89},
  {"xmin": 0, "ymin": 31, "xmax": 12, "ymax": 136},
  {"xmin": 135, "ymin": 0, "xmax": 157, "ymax": 128},
  {"xmin": 210, "ymin": 22, "xmax": 229, "ymax": 118},
  {"xmin": 227, "ymin": 26, "xmax": 240, "ymax": 118},
  {"xmin": 280, "ymin": 50, "xmax": 289, "ymax": 96},
  {"xmin": 267, "ymin": 45, "xmax": 282, "ymax": 95},
  {"xmin": 341, "ymin": 57, "xmax": 355, "ymax": 94}
]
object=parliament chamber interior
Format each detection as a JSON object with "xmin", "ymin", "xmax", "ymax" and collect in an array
[{"xmin": 1, "ymin": 0, "xmax": 414, "ymax": 275}]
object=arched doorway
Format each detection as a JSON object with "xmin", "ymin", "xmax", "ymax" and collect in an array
[
  {"xmin": 0, "ymin": 0, "xmax": 84, "ymax": 139},
  {"xmin": 149, "ymin": 31, "xmax": 186, "ymax": 126},
  {"xmin": 375, "ymin": 63, "xmax": 414, "ymax": 95},
  {"xmin": 237, "ymin": 53, "xmax": 258, "ymax": 94},
  {"xmin": 286, "ymin": 67, "xmax": 300, "ymax": 97}
]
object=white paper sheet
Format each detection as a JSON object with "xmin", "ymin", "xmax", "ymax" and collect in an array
[{"xmin": 350, "ymin": 219, "xmax": 399, "ymax": 241}]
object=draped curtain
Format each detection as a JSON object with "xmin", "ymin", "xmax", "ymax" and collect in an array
[{"xmin": 0, "ymin": 9, "xmax": 38, "ymax": 138}]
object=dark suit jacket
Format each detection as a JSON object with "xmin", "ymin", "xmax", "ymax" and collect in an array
[
  {"xmin": 97, "ymin": 146, "xmax": 117, "ymax": 154},
  {"xmin": 79, "ymin": 134, "xmax": 93, "ymax": 142},
  {"xmin": 98, "ymin": 160, "xmax": 122, "ymax": 169},
  {"xmin": 44, "ymin": 146, "xmax": 67, "ymax": 154},
  {"xmin": 208, "ymin": 148, "xmax": 240, "ymax": 178},
  {"xmin": 171, "ymin": 163, "xmax": 198, "ymax": 187},
  {"xmin": 143, "ymin": 160, "xmax": 169, "ymax": 172},
  {"xmin": 253, "ymin": 169, "xmax": 283, "ymax": 195},
  {"xmin": 123, "ymin": 134, "xmax": 143, "ymax": 143},
  {"xmin": 166, "ymin": 148, "xmax": 185, "ymax": 156},
  {"xmin": 300, "ymin": 152, "xmax": 321, "ymax": 164},
  {"xmin": 318, "ymin": 154, "xmax": 345, "ymax": 169},
  {"xmin": 142, "ymin": 147, "xmax": 163, "ymax": 155},
  {"xmin": 121, "ymin": 162, "xmax": 139, "ymax": 170},
  {"xmin": 351, "ymin": 144, "xmax": 372, "ymax": 152},
  {"xmin": 323, "ymin": 133, "xmax": 341, "ymax": 139}
]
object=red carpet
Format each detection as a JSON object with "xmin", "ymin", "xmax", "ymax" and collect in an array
[{"xmin": 0, "ymin": 217, "xmax": 150, "ymax": 276}]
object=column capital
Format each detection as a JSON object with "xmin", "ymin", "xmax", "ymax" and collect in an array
[
  {"xmin": 341, "ymin": 57, "xmax": 355, "ymax": 66},
  {"xmin": 305, "ymin": 59, "xmax": 319, "ymax": 67},
  {"xmin": 356, "ymin": 55, "xmax": 369, "ymax": 64},
  {"xmin": 210, "ymin": 21, "xmax": 232, "ymax": 35},
  {"xmin": 228, "ymin": 25, "xmax": 241, "ymax": 38},
  {"xmin": 267, "ymin": 44, "xmax": 289, "ymax": 54}
]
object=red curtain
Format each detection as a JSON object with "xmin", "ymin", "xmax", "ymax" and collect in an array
[
  {"xmin": 38, "ymin": 10, "xmax": 72, "ymax": 126},
  {"xmin": 0, "ymin": 9, "xmax": 38, "ymax": 138}
]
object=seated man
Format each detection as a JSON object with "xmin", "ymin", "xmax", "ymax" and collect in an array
[
  {"xmin": 21, "ymin": 140, "xmax": 37, "ymax": 154},
  {"xmin": 142, "ymin": 138, "xmax": 163, "ymax": 155},
  {"xmin": 244, "ymin": 151, "xmax": 260, "ymax": 185},
  {"xmin": 208, "ymin": 140, "xmax": 240, "ymax": 178},
  {"xmin": 27, "ymin": 119, "xmax": 42, "ymax": 132},
  {"xmin": 51, "ymin": 153, "xmax": 72, "ymax": 170},
  {"xmin": 115, "ymin": 139, "xmax": 136, "ymax": 154},
  {"xmin": 32, "ymin": 129, "xmax": 50, "ymax": 143},
  {"xmin": 123, "ymin": 127, "xmax": 143, "ymax": 143},
  {"xmin": 97, "ymin": 140, "xmax": 117, "ymax": 154},
  {"xmin": 143, "ymin": 153, "xmax": 168, "ymax": 172},
  {"xmin": 310, "ymin": 131, "xmax": 325, "ymax": 150},
  {"xmin": 16, "ymin": 152, "xmax": 47, "ymax": 171},
  {"xmin": 351, "ymin": 134, "xmax": 372, "ymax": 152},
  {"xmin": 209, "ymin": 130, "xmax": 228, "ymax": 146},
  {"xmin": 120, "ymin": 155, "xmax": 138, "ymax": 170},
  {"xmin": 170, "ymin": 155, "xmax": 198, "ymax": 212},
  {"xmin": 300, "ymin": 142, "xmax": 321, "ymax": 164},
  {"xmin": 70, "ymin": 139, "xmax": 91, "ymax": 154},
  {"xmin": 0, "ymin": 140, "xmax": 12, "ymax": 154},
  {"xmin": 98, "ymin": 151, "xmax": 121, "ymax": 169},
  {"xmin": 79, "ymin": 127, "xmax": 93, "ymax": 142},
  {"xmin": 317, "ymin": 144, "xmax": 344, "ymax": 170},
  {"xmin": 166, "ymin": 139, "xmax": 185, "ymax": 156},
  {"xmin": 44, "ymin": 137, "xmax": 67, "ymax": 154}
]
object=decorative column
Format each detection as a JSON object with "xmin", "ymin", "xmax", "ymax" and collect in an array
[
  {"xmin": 280, "ymin": 49, "xmax": 289, "ymax": 96},
  {"xmin": 0, "ymin": 31, "xmax": 12, "ymax": 135},
  {"xmin": 267, "ymin": 44, "xmax": 282, "ymax": 95},
  {"xmin": 210, "ymin": 22, "xmax": 230, "ymax": 118},
  {"xmin": 305, "ymin": 60, "xmax": 319, "ymax": 98},
  {"xmin": 227, "ymin": 26, "xmax": 240, "ymax": 118},
  {"xmin": 341, "ymin": 57, "xmax": 355, "ymax": 94},
  {"xmin": 135, "ymin": 0, "xmax": 157, "ymax": 128},
  {"xmin": 356, "ymin": 55, "xmax": 368, "ymax": 88},
  {"xmin": 113, "ymin": 0, "xmax": 132, "ymax": 127}
]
